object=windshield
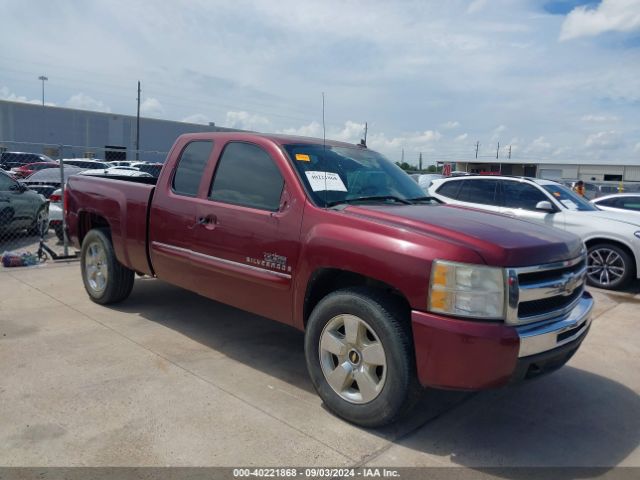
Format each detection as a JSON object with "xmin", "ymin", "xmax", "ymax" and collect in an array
[
  {"xmin": 541, "ymin": 184, "xmax": 597, "ymax": 211},
  {"xmin": 283, "ymin": 144, "xmax": 428, "ymax": 207}
]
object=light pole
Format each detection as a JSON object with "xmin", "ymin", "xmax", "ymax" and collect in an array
[{"xmin": 38, "ymin": 75, "xmax": 48, "ymax": 106}]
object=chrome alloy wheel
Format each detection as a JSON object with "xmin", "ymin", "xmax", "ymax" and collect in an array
[
  {"xmin": 84, "ymin": 241, "xmax": 109, "ymax": 293},
  {"xmin": 588, "ymin": 247, "xmax": 626, "ymax": 286},
  {"xmin": 319, "ymin": 314, "xmax": 387, "ymax": 404}
]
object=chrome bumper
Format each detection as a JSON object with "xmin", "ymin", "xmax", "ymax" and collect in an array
[{"xmin": 517, "ymin": 291, "xmax": 594, "ymax": 358}]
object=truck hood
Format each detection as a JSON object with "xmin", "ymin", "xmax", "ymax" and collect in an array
[{"xmin": 344, "ymin": 204, "xmax": 584, "ymax": 267}]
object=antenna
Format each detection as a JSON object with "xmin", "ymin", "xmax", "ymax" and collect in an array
[
  {"xmin": 360, "ymin": 122, "xmax": 368, "ymax": 147},
  {"xmin": 322, "ymin": 92, "xmax": 326, "ymax": 149}
]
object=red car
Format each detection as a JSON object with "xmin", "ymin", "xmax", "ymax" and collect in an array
[
  {"xmin": 65, "ymin": 132, "xmax": 593, "ymax": 427},
  {"xmin": 11, "ymin": 162, "xmax": 59, "ymax": 179}
]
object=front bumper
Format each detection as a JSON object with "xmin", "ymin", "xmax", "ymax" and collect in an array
[{"xmin": 411, "ymin": 291, "xmax": 594, "ymax": 390}]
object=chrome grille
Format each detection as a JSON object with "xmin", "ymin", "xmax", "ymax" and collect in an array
[{"xmin": 506, "ymin": 254, "xmax": 587, "ymax": 325}]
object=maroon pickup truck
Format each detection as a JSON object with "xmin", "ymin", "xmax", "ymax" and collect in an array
[{"xmin": 66, "ymin": 132, "xmax": 593, "ymax": 427}]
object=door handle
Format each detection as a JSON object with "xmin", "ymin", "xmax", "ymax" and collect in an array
[{"xmin": 196, "ymin": 215, "xmax": 217, "ymax": 226}]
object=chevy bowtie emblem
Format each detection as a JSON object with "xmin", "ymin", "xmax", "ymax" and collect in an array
[{"xmin": 561, "ymin": 273, "xmax": 581, "ymax": 296}]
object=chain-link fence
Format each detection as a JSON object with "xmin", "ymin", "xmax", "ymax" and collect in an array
[{"xmin": 1, "ymin": 140, "xmax": 167, "ymax": 270}]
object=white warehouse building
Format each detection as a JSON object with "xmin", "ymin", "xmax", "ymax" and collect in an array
[{"xmin": 452, "ymin": 159, "xmax": 640, "ymax": 184}]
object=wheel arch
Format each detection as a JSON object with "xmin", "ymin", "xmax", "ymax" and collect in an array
[
  {"xmin": 302, "ymin": 268, "xmax": 411, "ymax": 328},
  {"xmin": 77, "ymin": 211, "xmax": 110, "ymax": 246}
]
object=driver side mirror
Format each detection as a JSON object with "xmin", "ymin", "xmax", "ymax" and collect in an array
[{"xmin": 535, "ymin": 200, "xmax": 556, "ymax": 213}]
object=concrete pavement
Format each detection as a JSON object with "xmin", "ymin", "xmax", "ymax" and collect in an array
[{"xmin": 0, "ymin": 263, "xmax": 638, "ymax": 470}]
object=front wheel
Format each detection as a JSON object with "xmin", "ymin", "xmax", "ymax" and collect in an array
[
  {"xmin": 304, "ymin": 287, "xmax": 421, "ymax": 427},
  {"xmin": 587, "ymin": 243, "xmax": 634, "ymax": 290},
  {"xmin": 81, "ymin": 228, "xmax": 134, "ymax": 304}
]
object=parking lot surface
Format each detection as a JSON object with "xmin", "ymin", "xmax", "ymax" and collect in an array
[{"xmin": 1, "ymin": 263, "xmax": 639, "ymax": 470}]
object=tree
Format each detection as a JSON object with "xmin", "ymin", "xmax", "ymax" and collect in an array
[{"xmin": 395, "ymin": 161, "xmax": 413, "ymax": 171}]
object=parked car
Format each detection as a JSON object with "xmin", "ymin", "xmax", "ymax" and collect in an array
[
  {"xmin": 48, "ymin": 188, "xmax": 64, "ymax": 241},
  {"xmin": 65, "ymin": 132, "xmax": 593, "ymax": 427},
  {"xmin": 0, "ymin": 170, "xmax": 48, "ymax": 238},
  {"xmin": 429, "ymin": 175, "xmax": 640, "ymax": 290},
  {"xmin": 11, "ymin": 162, "xmax": 60, "ymax": 179},
  {"xmin": 412, "ymin": 173, "xmax": 444, "ymax": 192},
  {"xmin": 591, "ymin": 194, "xmax": 640, "ymax": 213},
  {"xmin": 79, "ymin": 168, "xmax": 153, "ymax": 178},
  {"xmin": 62, "ymin": 159, "xmax": 111, "ymax": 170},
  {"xmin": 108, "ymin": 161, "xmax": 135, "ymax": 168},
  {"xmin": 0, "ymin": 152, "xmax": 56, "ymax": 170},
  {"xmin": 135, "ymin": 163, "xmax": 163, "ymax": 177},
  {"xmin": 22, "ymin": 166, "xmax": 85, "ymax": 199}
]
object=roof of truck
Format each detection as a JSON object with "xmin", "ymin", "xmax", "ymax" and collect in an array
[{"xmin": 179, "ymin": 131, "xmax": 361, "ymax": 149}]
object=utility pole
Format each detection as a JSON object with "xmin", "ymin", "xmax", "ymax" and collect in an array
[
  {"xmin": 364, "ymin": 122, "xmax": 368, "ymax": 145},
  {"xmin": 475, "ymin": 141, "xmax": 479, "ymax": 159},
  {"xmin": 508, "ymin": 145, "xmax": 512, "ymax": 159},
  {"xmin": 401, "ymin": 148, "xmax": 404, "ymax": 164},
  {"xmin": 136, "ymin": 81, "xmax": 141, "ymax": 161},
  {"xmin": 496, "ymin": 141, "xmax": 500, "ymax": 160},
  {"xmin": 419, "ymin": 152, "xmax": 423, "ymax": 172},
  {"xmin": 38, "ymin": 75, "xmax": 48, "ymax": 106}
]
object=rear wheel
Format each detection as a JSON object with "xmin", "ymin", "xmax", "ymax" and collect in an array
[
  {"xmin": 305, "ymin": 287, "xmax": 421, "ymax": 427},
  {"xmin": 587, "ymin": 243, "xmax": 634, "ymax": 290},
  {"xmin": 81, "ymin": 229, "xmax": 134, "ymax": 304}
]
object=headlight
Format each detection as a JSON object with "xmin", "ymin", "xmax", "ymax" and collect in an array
[
  {"xmin": 428, "ymin": 260, "xmax": 505, "ymax": 319},
  {"xmin": 635, "ymin": 231, "xmax": 640, "ymax": 239}
]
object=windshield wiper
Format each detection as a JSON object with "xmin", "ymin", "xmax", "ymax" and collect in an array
[
  {"xmin": 327, "ymin": 195, "xmax": 413, "ymax": 207},
  {"xmin": 407, "ymin": 196, "xmax": 440, "ymax": 203}
]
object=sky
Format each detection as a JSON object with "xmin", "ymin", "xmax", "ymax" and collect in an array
[{"xmin": 1, "ymin": 0, "xmax": 640, "ymax": 166}]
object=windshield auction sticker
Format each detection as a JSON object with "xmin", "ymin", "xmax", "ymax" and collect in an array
[{"xmin": 305, "ymin": 171, "xmax": 347, "ymax": 192}]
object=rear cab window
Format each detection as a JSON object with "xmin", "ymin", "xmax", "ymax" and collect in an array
[{"xmin": 172, "ymin": 141, "xmax": 214, "ymax": 196}]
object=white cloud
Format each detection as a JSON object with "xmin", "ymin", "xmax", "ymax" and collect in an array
[
  {"xmin": 442, "ymin": 120, "xmax": 460, "ymax": 129},
  {"xmin": 585, "ymin": 130, "xmax": 623, "ymax": 149},
  {"xmin": 280, "ymin": 121, "xmax": 323, "ymax": 138},
  {"xmin": 0, "ymin": 86, "xmax": 54, "ymax": 106},
  {"xmin": 560, "ymin": 0, "xmax": 640, "ymax": 41},
  {"xmin": 467, "ymin": 0, "xmax": 487, "ymax": 14},
  {"xmin": 455, "ymin": 133, "xmax": 469, "ymax": 142},
  {"xmin": 225, "ymin": 110, "xmax": 271, "ymax": 131},
  {"xmin": 581, "ymin": 114, "xmax": 618, "ymax": 122},
  {"xmin": 524, "ymin": 136, "xmax": 552, "ymax": 154},
  {"xmin": 65, "ymin": 93, "xmax": 111, "ymax": 112},
  {"xmin": 140, "ymin": 97, "xmax": 165, "ymax": 118},
  {"xmin": 182, "ymin": 113, "xmax": 210, "ymax": 125}
]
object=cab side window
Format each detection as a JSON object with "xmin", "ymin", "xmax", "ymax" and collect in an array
[
  {"xmin": 172, "ymin": 141, "xmax": 214, "ymax": 196},
  {"xmin": 502, "ymin": 181, "xmax": 549, "ymax": 210},
  {"xmin": 209, "ymin": 142, "xmax": 284, "ymax": 211},
  {"xmin": 457, "ymin": 179, "xmax": 499, "ymax": 205},
  {"xmin": 436, "ymin": 180, "xmax": 463, "ymax": 199}
]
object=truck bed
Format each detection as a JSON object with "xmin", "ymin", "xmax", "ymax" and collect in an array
[{"xmin": 66, "ymin": 174, "xmax": 156, "ymax": 275}]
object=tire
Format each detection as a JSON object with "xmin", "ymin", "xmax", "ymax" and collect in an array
[
  {"xmin": 587, "ymin": 243, "xmax": 635, "ymax": 290},
  {"xmin": 29, "ymin": 207, "xmax": 47, "ymax": 236},
  {"xmin": 304, "ymin": 287, "xmax": 421, "ymax": 427},
  {"xmin": 81, "ymin": 228, "xmax": 135, "ymax": 304},
  {"xmin": 54, "ymin": 224, "xmax": 64, "ymax": 242}
]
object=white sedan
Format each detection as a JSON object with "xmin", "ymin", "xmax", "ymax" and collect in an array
[{"xmin": 591, "ymin": 193, "xmax": 640, "ymax": 214}]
